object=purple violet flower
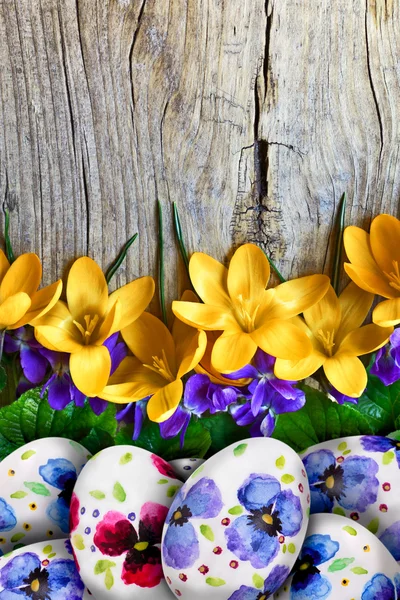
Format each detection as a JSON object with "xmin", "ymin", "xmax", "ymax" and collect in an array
[
  {"xmin": 328, "ymin": 386, "xmax": 359, "ymax": 405},
  {"xmin": 227, "ymin": 349, "xmax": 305, "ymax": 437},
  {"xmin": 370, "ymin": 329, "xmax": 400, "ymax": 386},
  {"xmin": 116, "ymin": 398, "xmax": 149, "ymax": 440},
  {"xmin": 4, "ymin": 327, "xmax": 49, "ymax": 389}
]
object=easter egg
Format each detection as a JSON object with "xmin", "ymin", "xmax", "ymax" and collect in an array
[
  {"xmin": 300, "ymin": 435, "xmax": 400, "ymax": 563},
  {"xmin": 0, "ymin": 437, "xmax": 90, "ymax": 554},
  {"xmin": 162, "ymin": 437, "xmax": 310, "ymax": 599},
  {"xmin": 275, "ymin": 513, "xmax": 400, "ymax": 599},
  {"xmin": 169, "ymin": 458, "xmax": 205, "ymax": 481},
  {"xmin": 70, "ymin": 445, "xmax": 183, "ymax": 599},
  {"xmin": 0, "ymin": 538, "xmax": 91, "ymax": 598}
]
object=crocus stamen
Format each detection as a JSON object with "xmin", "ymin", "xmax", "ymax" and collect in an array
[
  {"xmin": 143, "ymin": 349, "xmax": 175, "ymax": 382},
  {"xmin": 317, "ymin": 329, "xmax": 335, "ymax": 356},
  {"xmin": 73, "ymin": 314, "xmax": 100, "ymax": 344},
  {"xmin": 384, "ymin": 260, "xmax": 400, "ymax": 292},
  {"xmin": 235, "ymin": 295, "xmax": 260, "ymax": 332}
]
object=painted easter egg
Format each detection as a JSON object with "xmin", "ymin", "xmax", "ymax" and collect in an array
[
  {"xmin": 275, "ymin": 513, "xmax": 400, "ymax": 599},
  {"xmin": 161, "ymin": 437, "xmax": 310, "ymax": 599},
  {"xmin": 0, "ymin": 538, "xmax": 91, "ymax": 598},
  {"xmin": 169, "ymin": 458, "xmax": 205, "ymax": 481},
  {"xmin": 70, "ymin": 445, "xmax": 183, "ymax": 599},
  {"xmin": 300, "ymin": 435, "xmax": 400, "ymax": 563},
  {"xmin": 0, "ymin": 437, "xmax": 90, "ymax": 555}
]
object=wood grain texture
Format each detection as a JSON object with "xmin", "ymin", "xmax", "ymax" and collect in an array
[{"xmin": 1, "ymin": 0, "xmax": 400, "ymax": 312}]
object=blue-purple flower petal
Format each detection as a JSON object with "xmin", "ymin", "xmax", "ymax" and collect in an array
[
  {"xmin": 162, "ymin": 520, "xmax": 199, "ymax": 569},
  {"xmin": 225, "ymin": 515, "xmax": 279, "ymax": 569},
  {"xmin": 379, "ymin": 521, "xmax": 400, "ymax": 561},
  {"xmin": 237, "ymin": 474, "xmax": 281, "ymax": 511},
  {"xmin": 274, "ymin": 489, "xmax": 302, "ymax": 536},
  {"xmin": 0, "ymin": 553, "xmax": 41, "ymax": 589},
  {"xmin": 361, "ymin": 574, "xmax": 395, "ymax": 600},
  {"xmin": 0, "ymin": 499, "xmax": 17, "ymax": 533}
]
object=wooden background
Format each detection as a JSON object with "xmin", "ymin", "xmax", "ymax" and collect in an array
[{"xmin": 1, "ymin": 0, "xmax": 399, "ymax": 314}]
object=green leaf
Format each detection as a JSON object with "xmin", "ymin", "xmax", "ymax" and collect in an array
[
  {"xmin": 275, "ymin": 456, "xmax": 285, "ymax": 469},
  {"xmin": 94, "ymin": 560, "xmax": 116, "ymax": 574},
  {"xmin": 105, "ymin": 568, "xmax": 114, "ymax": 591},
  {"xmin": 4, "ymin": 208, "xmax": 15, "ymax": 263},
  {"xmin": 228, "ymin": 505, "xmax": 243, "ymax": 515},
  {"xmin": 167, "ymin": 485, "xmax": 180, "ymax": 498},
  {"xmin": 233, "ymin": 443, "xmax": 248, "ymax": 457},
  {"xmin": 72, "ymin": 534, "xmax": 85, "ymax": 550},
  {"xmin": 24, "ymin": 482, "xmax": 51, "ymax": 496},
  {"xmin": 173, "ymin": 203, "xmax": 190, "ymax": 276},
  {"xmin": 272, "ymin": 385, "xmax": 374, "ymax": 453},
  {"xmin": 157, "ymin": 479, "xmax": 168, "ymax": 484},
  {"xmin": 119, "ymin": 452, "xmax": 133, "ymax": 465},
  {"xmin": 354, "ymin": 376, "xmax": 400, "ymax": 435},
  {"xmin": 10, "ymin": 491, "xmax": 28, "ymax": 499},
  {"xmin": 157, "ymin": 200, "xmax": 167, "ymax": 326},
  {"xmin": 343, "ymin": 526, "xmax": 357, "ymax": 536},
  {"xmin": 0, "ymin": 365, "xmax": 7, "ymax": 393},
  {"xmin": 328, "ymin": 557, "xmax": 355, "ymax": 572},
  {"xmin": 10, "ymin": 533, "xmax": 25, "ymax": 543},
  {"xmin": 113, "ymin": 482, "xmax": 126, "ymax": 503},
  {"xmin": 206, "ymin": 577, "xmax": 226, "ymax": 587},
  {"xmin": 201, "ymin": 412, "xmax": 250, "ymax": 456},
  {"xmin": 333, "ymin": 507, "xmax": 346, "ymax": 517},
  {"xmin": 200, "ymin": 524, "xmax": 214, "ymax": 541},
  {"xmin": 252, "ymin": 573, "xmax": 264, "ymax": 589},
  {"xmin": 281, "ymin": 474, "xmax": 295, "ymax": 484},
  {"xmin": 21, "ymin": 450, "xmax": 36, "ymax": 460},
  {"xmin": 105, "ymin": 233, "xmax": 138, "ymax": 284},
  {"xmin": 388, "ymin": 430, "xmax": 400, "ymax": 440},
  {"xmin": 90, "ymin": 491, "xmax": 106, "ymax": 500},
  {"xmin": 332, "ymin": 192, "xmax": 346, "ymax": 294},
  {"xmin": 367, "ymin": 518, "xmax": 379, "ymax": 534},
  {"xmin": 351, "ymin": 567, "xmax": 368, "ymax": 575},
  {"xmin": 383, "ymin": 450, "xmax": 395, "ymax": 465},
  {"xmin": 288, "ymin": 543, "xmax": 296, "ymax": 553}
]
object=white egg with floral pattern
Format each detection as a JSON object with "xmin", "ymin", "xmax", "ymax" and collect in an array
[
  {"xmin": 162, "ymin": 437, "xmax": 310, "ymax": 599},
  {"xmin": 275, "ymin": 513, "xmax": 400, "ymax": 600},
  {"xmin": 70, "ymin": 445, "xmax": 182, "ymax": 599},
  {"xmin": 0, "ymin": 437, "xmax": 90, "ymax": 555},
  {"xmin": 300, "ymin": 435, "xmax": 400, "ymax": 563},
  {"xmin": 0, "ymin": 538, "xmax": 91, "ymax": 598}
]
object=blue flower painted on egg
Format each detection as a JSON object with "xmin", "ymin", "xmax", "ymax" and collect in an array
[
  {"xmin": 228, "ymin": 564, "xmax": 290, "ymax": 599},
  {"xmin": 290, "ymin": 533, "xmax": 339, "ymax": 600},
  {"xmin": 361, "ymin": 436, "xmax": 400, "ymax": 468},
  {"xmin": 0, "ymin": 499, "xmax": 17, "ymax": 533},
  {"xmin": 302, "ymin": 449, "xmax": 379, "ymax": 514},
  {"xmin": 224, "ymin": 473, "xmax": 303, "ymax": 569},
  {"xmin": 38, "ymin": 458, "xmax": 77, "ymax": 534},
  {"xmin": 379, "ymin": 522, "xmax": 400, "ymax": 561},
  {"xmin": 0, "ymin": 551, "xmax": 85, "ymax": 599},
  {"xmin": 162, "ymin": 477, "xmax": 223, "ymax": 570},
  {"xmin": 361, "ymin": 573, "xmax": 400, "ymax": 600}
]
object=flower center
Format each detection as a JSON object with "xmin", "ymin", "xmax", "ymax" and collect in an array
[
  {"xmin": 23, "ymin": 566, "xmax": 50, "ymax": 600},
  {"xmin": 299, "ymin": 562, "xmax": 310, "ymax": 571},
  {"xmin": 384, "ymin": 260, "xmax": 400, "ymax": 293},
  {"xmin": 170, "ymin": 504, "xmax": 192, "ymax": 527},
  {"xmin": 235, "ymin": 295, "xmax": 260, "ymax": 333},
  {"xmin": 73, "ymin": 314, "xmax": 100, "ymax": 344},
  {"xmin": 31, "ymin": 579, "xmax": 40, "ymax": 592},
  {"xmin": 262, "ymin": 513, "xmax": 273, "ymax": 525},
  {"xmin": 313, "ymin": 464, "xmax": 346, "ymax": 500},
  {"xmin": 143, "ymin": 349, "xmax": 175, "ymax": 382},
  {"xmin": 325, "ymin": 475, "xmax": 335, "ymax": 489},
  {"xmin": 248, "ymin": 504, "xmax": 282, "ymax": 537},
  {"xmin": 134, "ymin": 541, "xmax": 149, "ymax": 551},
  {"xmin": 317, "ymin": 329, "xmax": 335, "ymax": 356}
]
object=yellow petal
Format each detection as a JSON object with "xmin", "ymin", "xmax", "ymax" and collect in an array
[
  {"xmin": 211, "ymin": 331, "xmax": 257, "ymax": 373},
  {"xmin": 70, "ymin": 345, "xmax": 111, "ymax": 397},
  {"xmin": 370, "ymin": 214, "xmax": 400, "ymax": 274},
  {"xmin": 172, "ymin": 301, "xmax": 240, "ymax": 332},
  {"xmin": 303, "ymin": 285, "xmax": 341, "ymax": 339},
  {"xmin": 122, "ymin": 312, "xmax": 176, "ymax": 374},
  {"xmin": 34, "ymin": 325, "xmax": 83, "ymax": 353},
  {"xmin": 195, "ymin": 331, "xmax": 250, "ymax": 386},
  {"xmin": 0, "ymin": 293, "xmax": 31, "ymax": 330},
  {"xmin": 33, "ymin": 300, "xmax": 72, "ymax": 327},
  {"xmin": 373, "ymin": 298, "xmax": 400, "ymax": 327},
  {"xmin": 189, "ymin": 252, "xmax": 231, "ymax": 307},
  {"xmin": 15, "ymin": 280, "xmax": 63, "ymax": 328},
  {"xmin": 147, "ymin": 379, "xmax": 184, "ymax": 422},
  {"xmin": 95, "ymin": 300, "xmax": 121, "ymax": 344},
  {"xmin": 323, "ymin": 355, "xmax": 367, "ymax": 397},
  {"xmin": 172, "ymin": 290, "xmax": 199, "ymax": 343},
  {"xmin": 0, "ymin": 253, "xmax": 41, "ymax": 302},
  {"xmin": 338, "ymin": 323, "xmax": 392, "ymax": 356},
  {"xmin": 344, "ymin": 226, "xmax": 382, "ymax": 272},
  {"xmin": 227, "ymin": 244, "xmax": 270, "ymax": 303},
  {"xmin": 266, "ymin": 275, "xmax": 331, "ymax": 321},
  {"xmin": 344, "ymin": 262, "xmax": 394, "ymax": 298},
  {"xmin": 108, "ymin": 276, "xmax": 155, "ymax": 330},
  {"xmin": 177, "ymin": 330, "xmax": 207, "ymax": 379},
  {"xmin": 67, "ymin": 257, "xmax": 108, "ymax": 322},
  {"xmin": 274, "ymin": 352, "xmax": 325, "ymax": 380},
  {"xmin": 108, "ymin": 356, "xmax": 165, "ymax": 392},
  {"xmin": 0, "ymin": 250, "xmax": 10, "ymax": 284},
  {"xmin": 251, "ymin": 319, "xmax": 312, "ymax": 360},
  {"xmin": 335, "ymin": 282, "xmax": 374, "ymax": 345}
]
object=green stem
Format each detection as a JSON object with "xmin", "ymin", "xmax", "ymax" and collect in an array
[
  {"xmin": 173, "ymin": 202, "xmax": 190, "ymax": 277},
  {"xmin": 105, "ymin": 233, "xmax": 138, "ymax": 284},
  {"xmin": 158, "ymin": 201, "xmax": 167, "ymax": 326},
  {"xmin": 263, "ymin": 251, "xmax": 286, "ymax": 283},
  {"xmin": 332, "ymin": 192, "xmax": 347, "ymax": 295},
  {"xmin": 0, "ymin": 329, "xmax": 5, "ymax": 363},
  {"xmin": 4, "ymin": 209, "xmax": 15, "ymax": 263}
]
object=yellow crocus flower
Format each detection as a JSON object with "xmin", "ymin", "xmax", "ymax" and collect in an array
[
  {"xmin": 344, "ymin": 214, "xmax": 400, "ymax": 326},
  {"xmin": 100, "ymin": 292, "xmax": 207, "ymax": 422},
  {"xmin": 172, "ymin": 243, "xmax": 330, "ymax": 373},
  {"xmin": 0, "ymin": 251, "xmax": 62, "ymax": 330},
  {"xmin": 34, "ymin": 257, "xmax": 154, "ymax": 398},
  {"xmin": 275, "ymin": 283, "xmax": 393, "ymax": 397}
]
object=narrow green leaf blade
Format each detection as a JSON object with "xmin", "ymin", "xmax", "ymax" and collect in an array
[{"xmin": 105, "ymin": 233, "xmax": 138, "ymax": 284}]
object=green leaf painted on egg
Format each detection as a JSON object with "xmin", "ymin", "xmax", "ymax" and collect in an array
[
  {"xmin": 332, "ymin": 507, "xmax": 346, "ymax": 516},
  {"xmin": 342, "ymin": 526, "xmax": 357, "ymax": 536},
  {"xmin": 105, "ymin": 568, "xmax": 114, "ymax": 590},
  {"xmin": 47, "ymin": 553, "xmax": 56, "ymax": 559},
  {"xmin": 21, "ymin": 450, "xmax": 36, "ymax": 460},
  {"xmin": 119, "ymin": 452, "xmax": 133, "ymax": 465},
  {"xmin": 288, "ymin": 543, "xmax": 296, "ymax": 554},
  {"xmin": 281, "ymin": 474, "xmax": 295, "ymax": 484},
  {"xmin": 228, "ymin": 505, "xmax": 243, "ymax": 515},
  {"xmin": 113, "ymin": 482, "xmax": 126, "ymax": 502},
  {"xmin": 191, "ymin": 465, "xmax": 204, "ymax": 478},
  {"xmin": 233, "ymin": 443, "xmax": 248, "ymax": 457},
  {"xmin": 89, "ymin": 490, "xmax": 106, "ymax": 500},
  {"xmin": 351, "ymin": 567, "xmax": 368, "ymax": 575},
  {"xmin": 328, "ymin": 558, "xmax": 355, "ymax": 572},
  {"xmin": 206, "ymin": 577, "xmax": 226, "ymax": 587},
  {"xmin": 43, "ymin": 545, "xmax": 52, "ymax": 554},
  {"xmin": 383, "ymin": 450, "xmax": 395, "ymax": 465},
  {"xmin": 10, "ymin": 491, "xmax": 28, "ymax": 499},
  {"xmin": 24, "ymin": 482, "xmax": 51, "ymax": 496},
  {"xmin": 157, "ymin": 479, "xmax": 168, "ymax": 484},
  {"xmin": 337, "ymin": 442, "xmax": 347, "ymax": 451},
  {"xmin": 94, "ymin": 560, "xmax": 116, "ymax": 574},
  {"xmin": 252, "ymin": 574, "xmax": 264, "ymax": 589},
  {"xmin": 275, "ymin": 456, "xmax": 285, "ymax": 469},
  {"xmin": 200, "ymin": 525, "xmax": 214, "ymax": 541},
  {"xmin": 342, "ymin": 449, "xmax": 351, "ymax": 455},
  {"xmin": 10, "ymin": 533, "xmax": 25, "ymax": 543},
  {"xmin": 367, "ymin": 517, "xmax": 379, "ymax": 534},
  {"xmin": 167, "ymin": 485, "xmax": 180, "ymax": 498},
  {"xmin": 72, "ymin": 534, "xmax": 85, "ymax": 550}
]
